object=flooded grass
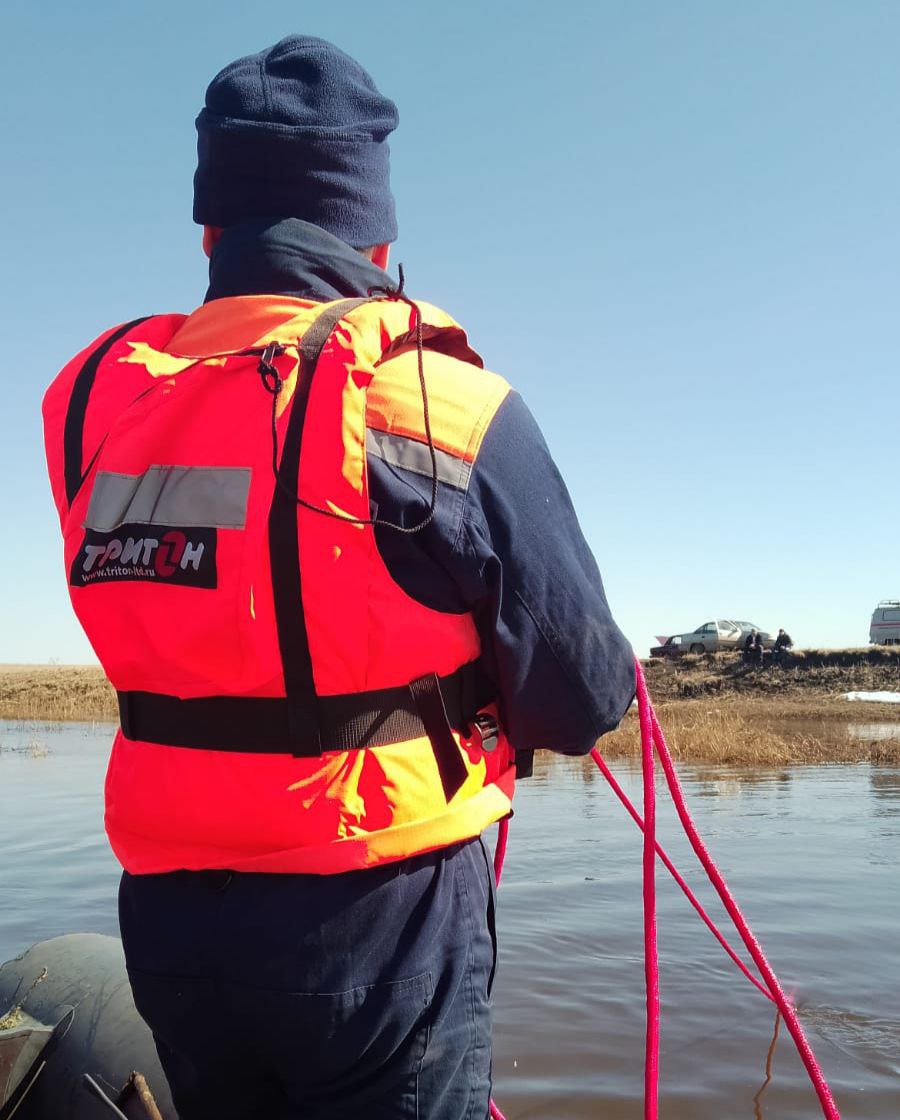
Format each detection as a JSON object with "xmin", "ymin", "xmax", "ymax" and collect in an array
[
  {"xmin": 0, "ymin": 731, "xmax": 53, "ymax": 758},
  {"xmin": 603, "ymin": 698, "xmax": 900, "ymax": 765}
]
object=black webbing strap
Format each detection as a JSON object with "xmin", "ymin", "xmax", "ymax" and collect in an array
[
  {"xmin": 409, "ymin": 673, "xmax": 470, "ymax": 800},
  {"xmin": 63, "ymin": 317, "xmax": 152, "ymax": 505},
  {"xmin": 117, "ymin": 659, "xmax": 495, "ymax": 761},
  {"xmin": 297, "ymin": 298, "xmax": 372, "ymax": 365},
  {"xmin": 267, "ymin": 298, "xmax": 373, "ymax": 755}
]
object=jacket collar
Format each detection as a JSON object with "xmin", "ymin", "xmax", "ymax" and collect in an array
[{"xmin": 205, "ymin": 217, "xmax": 393, "ymax": 303}]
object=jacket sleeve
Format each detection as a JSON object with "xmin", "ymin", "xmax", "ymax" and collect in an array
[{"xmin": 450, "ymin": 391, "xmax": 635, "ymax": 755}]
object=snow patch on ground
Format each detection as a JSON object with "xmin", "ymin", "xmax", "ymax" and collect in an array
[{"xmin": 844, "ymin": 691, "xmax": 900, "ymax": 703}]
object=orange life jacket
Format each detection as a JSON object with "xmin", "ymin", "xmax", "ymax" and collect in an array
[{"xmin": 43, "ymin": 294, "xmax": 516, "ymax": 873}]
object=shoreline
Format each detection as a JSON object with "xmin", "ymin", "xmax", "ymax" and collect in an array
[{"xmin": 2, "ymin": 658, "xmax": 900, "ymax": 766}]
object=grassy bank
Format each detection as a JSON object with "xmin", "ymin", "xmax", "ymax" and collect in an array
[
  {"xmin": 643, "ymin": 647, "xmax": 900, "ymax": 700},
  {"xmin": 2, "ymin": 654, "xmax": 899, "ymax": 765},
  {"xmin": 0, "ymin": 665, "xmax": 117, "ymax": 723},
  {"xmin": 601, "ymin": 697, "xmax": 900, "ymax": 765},
  {"xmin": 610, "ymin": 649, "xmax": 900, "ymax": 765}
]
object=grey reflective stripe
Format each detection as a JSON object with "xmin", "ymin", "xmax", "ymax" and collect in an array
[
  {"xmin": 84, "ymin": 467, "xmax": 252, "ymax": 531},
  {"xmin": 365, "ymin": 430, "xmax": 472, "ymax": 492}
]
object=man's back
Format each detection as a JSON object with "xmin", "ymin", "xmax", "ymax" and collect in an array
[{"xmin": 42, "ymin": 39, "xmax": 633, "ymax": 1120}]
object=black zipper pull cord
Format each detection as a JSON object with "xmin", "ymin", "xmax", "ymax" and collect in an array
[
  {"xmin": 258, "ymin": 342, "xmax": 286, "ymax": 393},
  {"xmin": 384, "ymin": 264, "xmax": 438, "ymax": 533}
]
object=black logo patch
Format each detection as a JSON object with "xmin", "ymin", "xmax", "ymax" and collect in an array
[{"xmin": 70, "ymin": 523, "xmax": 217, "ymax": 588}]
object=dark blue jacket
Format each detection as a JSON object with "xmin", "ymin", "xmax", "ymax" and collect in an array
[{"xmin": 207, "ymin": 218, "xmax": 635, "ymax": 756}]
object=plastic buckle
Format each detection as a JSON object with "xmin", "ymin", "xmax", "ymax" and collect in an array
[{"xmin": 472, "ymin": 713, "xmax": 499, "ymax": 753}]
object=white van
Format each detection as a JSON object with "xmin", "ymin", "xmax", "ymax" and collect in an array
[{"xmin": 869, "ymin": 601, "xmax": 900, "ymax": 645}]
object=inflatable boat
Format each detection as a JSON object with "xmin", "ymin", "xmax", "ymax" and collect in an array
[{"xmin": 0, "ymin": 935, "xmax": 174, "ymax": 1120}]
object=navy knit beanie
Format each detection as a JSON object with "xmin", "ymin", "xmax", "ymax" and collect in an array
[{"xmin": 193, "ymin": 36, "xmax": 399, "ymax": 247}]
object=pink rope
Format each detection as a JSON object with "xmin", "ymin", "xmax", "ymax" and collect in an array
[
  {"xmin": 643, "ymin": 671, "xmax": 840, "ymax": 1118},
  {"xmin": 493, "ymin": 815, "xmax": 510, "ymax": 886},
  {"xmin": 487, "ymin": 658, "xmax": 840, "ymax": 1120},
  {"xmin": 590, "ymin": 746, "xmax": 774, "ymax": 1001},
  {"xmin": 636, "ymin": 659, "xmax": 660, "ymax": 1114}
]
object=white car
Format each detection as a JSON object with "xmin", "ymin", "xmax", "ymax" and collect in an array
[{"xmin": 654, "ymin": 620, "xmax": 773, "ymax": 656}]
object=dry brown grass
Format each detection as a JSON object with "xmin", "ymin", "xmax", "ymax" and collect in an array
[
  {"xmin": 0, "ymin": 664, "xmax": 116, "ymax": 723},
  {"xmin": 715, "ymin": 693, "xmax": 900, "ymax": 723},
  {"xmin": 601, "ymin": 698, "xmax": 900, "ymax": 765},
  {"xmin": 3, "ymin": 663, "xmax": 900, "ymax": 766}
]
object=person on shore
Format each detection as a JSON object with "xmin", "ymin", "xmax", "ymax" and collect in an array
[
  {"xmin": 743, "ymin": 630, "xmax": 756, "ymax": 664},
  {"xmin": 752, "ymin": 630, "xmax": 765, "ymax": 667},
  {"xmin": 773, "ymin": 628, "xmax": 793, "ymax": 664},
  {"xmin": 41, "ymin": 36, "xmax": 635, "ymax": 1120}
]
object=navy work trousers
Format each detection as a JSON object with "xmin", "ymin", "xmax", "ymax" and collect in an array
[{"xmin": 119, "ymin": 838, "xmax": 497, "ymax": 1119}]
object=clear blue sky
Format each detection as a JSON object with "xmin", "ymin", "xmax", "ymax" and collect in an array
[{"xmin": 2, "ymin": 1, "xmax": 897, "ymax": 662}]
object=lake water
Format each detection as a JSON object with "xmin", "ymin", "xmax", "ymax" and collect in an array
[{"xmin": 1, "ymin": 721, "xmax": 898, "ymax": 1118}]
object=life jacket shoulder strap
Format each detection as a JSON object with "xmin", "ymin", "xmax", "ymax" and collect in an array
[
  {"xmin": 62, "ymin": 317, "xmax": 153, "ymax": 505},
  {"xmin": 267, "ymin": 297, "xmax": 373, "ymax": 756}
]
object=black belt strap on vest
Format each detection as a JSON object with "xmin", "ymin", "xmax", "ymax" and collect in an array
[{"xmin": 117, "ymin": 658, "xmax": 494, "ymax": 782}]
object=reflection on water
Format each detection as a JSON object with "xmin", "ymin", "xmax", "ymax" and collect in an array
[
  {"xmin": 1, "ymin": 722, "xmax": 899, "ymax": 1118},
  {"xmin": 799, "ymin": 1005, "xmax": 900, "ymax": 1078},
  {"xmin": 850, "ymin": 723, "xmax": 900, "ymax": 743},
  {"xmin": 870, "ymin": 772, "xmax": 900, "ymax": 804},
  {"xmin": 752, "ymin": 1012, "xmax": 781, "ymax": 1120},
  {"xmin": 755, "ymin": 716, "xmax": 900, "ymax": 749},
  {"xmin": 685, "ymin": 768, "xmax": 795, "ymax": 801}
]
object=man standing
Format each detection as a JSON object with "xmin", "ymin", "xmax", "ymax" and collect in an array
[{"xmin": 42, "ymin": 36, "xmax": 634, "ymax": 1119}]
